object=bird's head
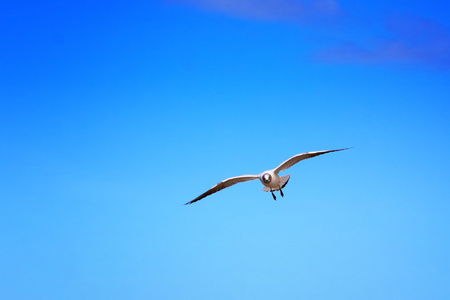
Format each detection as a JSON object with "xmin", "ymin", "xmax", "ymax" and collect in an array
[{"xmin": 262, "ymin": 173, "xmax": 272, "ymax": 184}]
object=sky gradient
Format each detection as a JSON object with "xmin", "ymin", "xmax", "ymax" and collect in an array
[{"xmin": 1, "ymin": 1, "xmax": 450, "ymax": 299}]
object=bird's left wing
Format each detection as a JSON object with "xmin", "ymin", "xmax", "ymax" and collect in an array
[
  {"xmin": 185, "ymin": 175, "xmax": 259, "ymax": 205},
  {"xmin": 274, "ymin": 148, "xmax": 350, "ymax": 174}
]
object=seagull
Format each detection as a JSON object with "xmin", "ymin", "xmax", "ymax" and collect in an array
[{"xmin": 185, "ymin": 148, "xmax": 350, "ymax": 205}]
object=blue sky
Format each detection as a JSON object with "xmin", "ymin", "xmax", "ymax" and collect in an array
[{"xmin": 1, "ymin": 0, "xmax": 450, "ymax": 299}]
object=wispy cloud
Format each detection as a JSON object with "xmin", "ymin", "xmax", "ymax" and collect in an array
[
  {"xmin": 316, "ymin": 15, "xmax": 450, "ymax": 68},
  {"xmin": 168, "ymin": 0, "xmax": 343, "ymax": 23},
  {"xmin": 167, "ymin": 0, "xmax": 450, "ymax": 68}
]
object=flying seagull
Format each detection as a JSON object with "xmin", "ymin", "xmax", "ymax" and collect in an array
[{"xmin": 185, "ymin": 148, "xmax": 350, "ymax": 205}]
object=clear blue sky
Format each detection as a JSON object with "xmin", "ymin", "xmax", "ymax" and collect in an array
[{"xmin": 1, "ymin": 1, "xmax": 450, "ymax": 299}]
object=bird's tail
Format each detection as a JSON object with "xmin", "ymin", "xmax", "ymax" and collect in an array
[{"xmin": 280, "ymin": 174, "xmax": 291, "ymax": 189}]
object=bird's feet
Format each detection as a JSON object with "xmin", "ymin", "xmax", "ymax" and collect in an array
[
  {"xmin": 280, "ymin": 189, "xmax": 284, "ymax": 197},
  {"xmin": 271, "ymin": 191, "xmax": 277, "ymax": 201}
]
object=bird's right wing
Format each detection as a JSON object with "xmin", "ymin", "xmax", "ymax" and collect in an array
[{"xmin": 185, "ymin": 175, "xmax": 259, "ymax": 205}]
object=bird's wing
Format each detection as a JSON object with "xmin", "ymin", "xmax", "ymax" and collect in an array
[
  {"xmin": 274, "ymin": 148, "xmax": 350, "ymax": 174},
  {"xmin": 185, "ymin": 175, "xmax": 259, "ymax": 205}
]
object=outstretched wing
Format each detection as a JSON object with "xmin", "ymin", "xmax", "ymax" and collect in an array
[
  {"xmin": 274, "ymin": 148, "xmax": 350, "ymax": 174},
  {"xmin": 185, "ymin": 175, "xmax": 259, "ymax": 205}
]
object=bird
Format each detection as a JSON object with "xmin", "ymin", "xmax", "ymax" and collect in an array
[{"xmin": 185, "ymin": 148, "xmax": 350, "ymax": 205}]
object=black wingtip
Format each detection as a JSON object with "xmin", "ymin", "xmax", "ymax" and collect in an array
[
  {"xmin": 336, "ymin": 147, "xmax": 353, "ymax": 152},
  {"xmin": 184, "ymin": 199, "xmax": 197, "ymax": 205}
]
